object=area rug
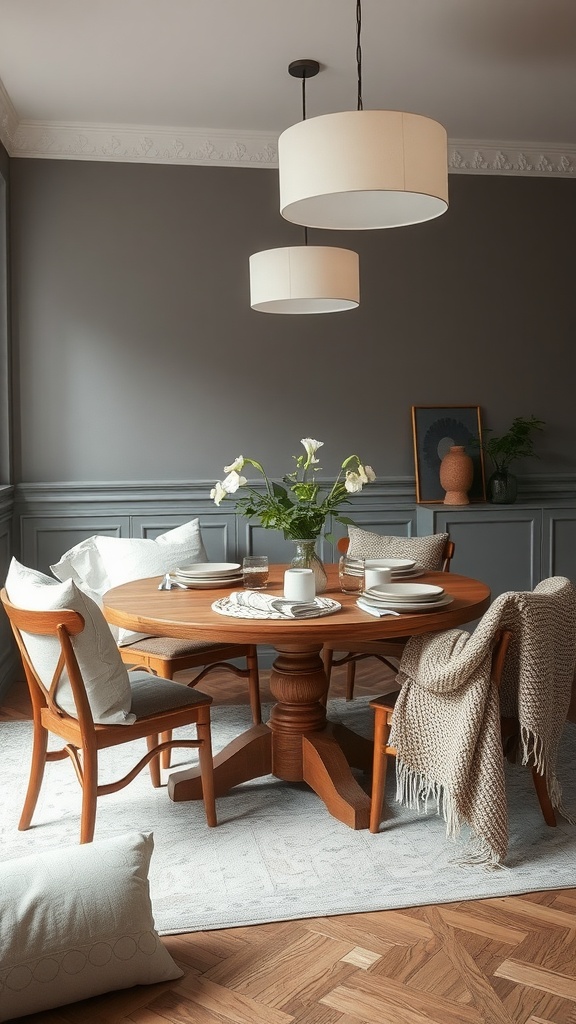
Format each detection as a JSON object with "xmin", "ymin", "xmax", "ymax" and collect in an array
[{"xmin": 1, "ymin": 699, "xmax": 575, "ymax": 935}]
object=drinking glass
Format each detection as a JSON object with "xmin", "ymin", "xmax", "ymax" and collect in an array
[
  {"xmin": 242, "ymin": 555, "xmax": 269, "ymax": 590},
  {"xmin": 338, "ymin": 555, "xmax": 365, "ymax": 594}
]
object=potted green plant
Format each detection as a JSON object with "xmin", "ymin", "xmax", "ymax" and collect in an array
[{"xmin": 478, "ymin": 415, "xmax": 545, "ymax": 503}]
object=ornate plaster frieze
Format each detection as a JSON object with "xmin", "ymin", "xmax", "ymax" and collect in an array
[
  {"xmin": 2, "ymin": 120, "xmax": 279, "ymax": 168},
  {"xmin": 448, "ymin": 140, "xmax": 575, "ymax": 177},
  {"xmin": 0, "ymin": 92, "xmax": 574, "ymax": 178}
]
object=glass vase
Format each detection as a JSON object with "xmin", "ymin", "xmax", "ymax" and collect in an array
[
  {"xmin": 289, "ymin": 538, "xmax": 328, "ymax": 595},
  {"xmin": 488, "ymin": 470, "xmax": 518, "ymax": 504}
]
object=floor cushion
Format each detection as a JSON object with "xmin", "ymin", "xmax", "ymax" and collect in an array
[{"xmin": 0, "ymin": 832, "xmax": 182, "ymax": 1021}]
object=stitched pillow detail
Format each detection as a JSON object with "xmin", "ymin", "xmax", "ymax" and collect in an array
[
  {"xmin": 0, "ymin": 832, "xmax": 182, "ymax": 1021},
  {"xmin": 5, "ymin": 558, "xmax": 134, "ymax": 725},
  {"xmin": 50, "ymin": 519, "xmax": 207, "ymax": 646},
  {"xmin": 347, "ymin": 527, "xmax": 449, "ymax": 571}
]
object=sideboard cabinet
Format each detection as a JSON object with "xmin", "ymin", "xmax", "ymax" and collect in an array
[{"xmin": 417, "ymin": 501, "xmax": 576, "ymax": 598}]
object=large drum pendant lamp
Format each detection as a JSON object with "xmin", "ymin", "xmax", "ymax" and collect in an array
[
  {"xmin": 278, "ymin": 1, "xmax": 448, "ymax": 231},
  {"xmin": 279, "ymin": 110, "xmax": 448, "ymax": 230},
  {"xmin": 249, "ymin": 59, "xmax": 359, "ymax": 314}
]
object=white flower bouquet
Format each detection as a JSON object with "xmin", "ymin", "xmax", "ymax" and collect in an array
[{"xmin": 211, "ymin": 438, "xmax": 376, "ymax": 540}]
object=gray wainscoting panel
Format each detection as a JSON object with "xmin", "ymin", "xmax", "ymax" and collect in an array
[
  {"xmin": 20, "ymin": 517, "xmax": 131, "ymax": 575},
  {"xmin": 417, "ymin": 504, "xmax": 543, "ymax": 597}
]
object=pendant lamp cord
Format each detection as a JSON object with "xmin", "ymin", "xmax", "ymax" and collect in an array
[
  {"xmin": 356, "ymin": 0, "xmax": 363, "ymax": 111},
  {"xmin": 301, "ymin": 75, "xmax": 309, "ymax": 245}
]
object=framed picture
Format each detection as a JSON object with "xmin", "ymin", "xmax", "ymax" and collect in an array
[{"xmin": 411, "ymin": 405, "xmax": 486, "ymax": 503}]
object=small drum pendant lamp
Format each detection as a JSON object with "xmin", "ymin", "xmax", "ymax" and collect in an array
[{"xmin": 249, "ymin": 245, "xmax": 359, "ymax": 314}]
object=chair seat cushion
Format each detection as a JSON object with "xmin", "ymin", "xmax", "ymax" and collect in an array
[
  {"xmin": 123, "ymin": 636, "xmax": 233, "ymax": 658},
  {"xmin": 128, "ymin": 670, "xmax": 212, "ymax": 718},
  {"xmin": 347, "ymin": 526, "xmax": 449, "ymax": 571},
  {"xmin": 50, "ymin": 519, "xmax": 208, "ymax": 646},
  {"xmin": 0, "ymin": 832, "xmax": 182, "ymax": 1021}
]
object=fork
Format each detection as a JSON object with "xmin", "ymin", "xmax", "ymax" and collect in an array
[{"xmin": 158, "ymin": 573, "xmax": 188, "ymax": 591}]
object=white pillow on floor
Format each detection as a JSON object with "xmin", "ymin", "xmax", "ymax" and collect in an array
[
  {"xmin": 51, "ymin": 518, "xmax": 207, "ymax": 645},
  {"xmin": 0, "ymin": 832, "xmax": 182, "ymax": 1021}
]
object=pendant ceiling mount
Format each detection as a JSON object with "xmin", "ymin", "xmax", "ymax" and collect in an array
[{"xmin": 278, "ymin": 0, "xmax": 449, "ymax": 231}]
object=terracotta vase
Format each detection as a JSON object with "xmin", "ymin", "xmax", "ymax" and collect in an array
[{"xmin": 440, "ymin": 445, "xmax": 474, "ymax": 505}]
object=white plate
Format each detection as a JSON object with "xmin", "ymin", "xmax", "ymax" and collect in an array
[
  {"xmin": 367, "ymin": 582, "xmax": 445, "ymax": 600},
  {"xmin": 344, "ymin": 564, "xmax": 426, "ymax": 579},
  {"xmin": 390, "ymin": 564, "xmax": 426, "ymax": 578},
  {"xmin": 171, "ymin": 573, "xmax": 244, "ymax": 589},
  {"xmin": 365, "ymin": 557, "xmax": 417, "ymax": 570},
  {"xmin": 359, "ymin": 593, "xmax": 454, "ymax": 613},
  {"xmin": 176, "ymin": 562, "xmax": 241, "ymax": 577}
]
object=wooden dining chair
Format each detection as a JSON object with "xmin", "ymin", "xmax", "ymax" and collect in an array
[
  {"xmin": 323, "ymin": 535, "xmax": 455, "ymax": 701},
  {"xmin": 119, "ymin": 638, "xmax": 261, "ymax": 769},
  {"xmin": 1, "ymin": 588, "xmax": 217, "ymax": 843},
  {"xmin": 368, "ymin": 629, "xmax": 557, "ymax": 833}
]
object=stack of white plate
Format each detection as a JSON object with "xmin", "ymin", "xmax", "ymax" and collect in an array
[
  {"xmin": 364, "ymin": 557, "xmax": 426, "ymax": 580},
  {"xmin": 360, "ymin": 581, "xmax": 454, "ymax": 613},
  {"xmin": 170, "ymin": 562, "xmax": 243, "ymax": 589}
]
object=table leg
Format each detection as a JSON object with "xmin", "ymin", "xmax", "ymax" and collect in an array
[
  {"xmin": 268, "ymin": 644, "xmax": 371, "ymax": 830},
  {"xmin": 168, "ymin": 724, "xmax": 272, "ymax": 802},
  {"xmin": 168, "ymin": 642, "xmax": 371, "ymax": 830}
]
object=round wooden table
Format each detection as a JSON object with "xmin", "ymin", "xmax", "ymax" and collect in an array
[{"xmin": 103, "ymin": 564, "xmax": 490, "ymax": 830}]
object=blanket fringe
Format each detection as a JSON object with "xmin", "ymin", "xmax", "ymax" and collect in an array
[
  {"xmin": 396, "ymin": 760, "xmax": 505, "ymax": 867},
  {"xmin": 395, "ymin": 760, "xmax": 462, "ymax": 841}
]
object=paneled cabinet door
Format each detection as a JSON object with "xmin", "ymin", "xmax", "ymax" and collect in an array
[
  {"xmin": 416, "ymin": 505, "xmax": 542, "ymax": 599},
  {"xmin": 542, "ymin": 508, "xmax": 576, "ymax": 583}
]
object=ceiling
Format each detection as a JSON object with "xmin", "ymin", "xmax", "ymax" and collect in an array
[{"xmin": 1, "ymin": 0, "xmax": 575, "ymax": 176}]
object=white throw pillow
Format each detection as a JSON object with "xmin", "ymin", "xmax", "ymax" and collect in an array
[
  {"xmin": 5, "ymin": 558, "xmax": 134, "ymax": 725},
  {"xmin": 51, "ymin": 518, "xmax": 208, "ymax": 645},
  {"xmin": 0, "ymin": 832, "xmax": 182, "ymax": 1021},
  {"xmin": 347, "ymin": 527, "xmax": 449, "ymax": 571}
]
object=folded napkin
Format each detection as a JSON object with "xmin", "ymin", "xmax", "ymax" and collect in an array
[
  {"xmin": 213, "ymin": 590, "xmax": 339, "ymax": 619},
  {"xmin": 356, "ymin": 598, "xmax": 401, "ymax": 618}
]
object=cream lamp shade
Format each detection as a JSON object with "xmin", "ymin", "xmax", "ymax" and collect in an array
[
  {"xmin": 278, "ymin": 109, "xmax": 449, "ymax": 231},
  {"xmin": 249, "ymin": 245, "xmax": 359, "ymax": 314}
]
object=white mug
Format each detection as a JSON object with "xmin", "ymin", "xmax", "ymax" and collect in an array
[
  {"xmin": 284, "ymin": 568, "xmax": 315, "ymax": 602},
  {"xmin": 364, "ymin": 566, "xmax": 392, "ymax": 591}
]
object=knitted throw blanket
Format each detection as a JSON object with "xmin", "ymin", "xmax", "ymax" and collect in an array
[{"xmin": 389, "ymin": 577, "xmax": 576, "ymax": 864}]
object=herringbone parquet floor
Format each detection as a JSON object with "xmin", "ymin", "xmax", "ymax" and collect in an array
[{"xmin": 2, "ymin": 661, "xmax": 576, "ymax": 1024}]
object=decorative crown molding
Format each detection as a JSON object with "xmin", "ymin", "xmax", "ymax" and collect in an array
[
  {"xmin": 448, "ymin": 140, "xmax": 575, "ymax": 177},
  {"xmin": 0, "ymin": 90, "xmax": 574, "ymax": 178}
]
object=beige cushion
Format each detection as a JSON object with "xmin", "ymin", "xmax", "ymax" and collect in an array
[
  {"xmin": 347, "ymin": 527, "xmax": 449, "ymax": 571},
  {"xmin": 5, "ymin": 558, "xmax": 134, "ymax": 726},
  {"xmin": 0, "ymin": 832, "xmax": 182, "ymax": 1021},
  {"xmin": 50, "ymin": 518, "xmax": 207, "ymax": 646}
]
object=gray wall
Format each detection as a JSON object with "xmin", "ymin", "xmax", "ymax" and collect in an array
[{"xmin": 9, "ymin": 160, "xmax": 576, "ymax": 487}]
